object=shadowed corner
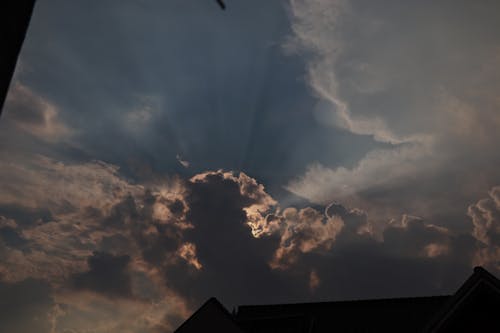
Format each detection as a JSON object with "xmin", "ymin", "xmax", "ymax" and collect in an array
[
  {"xmin": 174, "ymin": 266, "xmax": 500, "ymax": 332},
  {"xmin": 0, "ymin": 0, "xmax": 37, "ymax": 116}
]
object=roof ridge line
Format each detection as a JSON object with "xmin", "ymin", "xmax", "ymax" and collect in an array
[{"xmin": 237, "ymin": 294, "xmax": 451, "ymax": 310}]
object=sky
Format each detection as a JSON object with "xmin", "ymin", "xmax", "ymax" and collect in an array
[{"xmin": 1, "ymin": 0, "xmax": 500, "ymax": 332}]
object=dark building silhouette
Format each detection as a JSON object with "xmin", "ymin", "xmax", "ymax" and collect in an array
[{"xmin": 175, "ymin": 267, "xmax": 500, "ymax": 332}]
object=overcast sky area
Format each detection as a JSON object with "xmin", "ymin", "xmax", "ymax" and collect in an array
[{"xmin": 1, "ymin": 0, "xmax": 500, "ymax": 332}]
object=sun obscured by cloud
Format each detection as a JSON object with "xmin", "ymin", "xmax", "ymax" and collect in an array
[{"xmin": 2, "ymin": 0, "xmax": 500, "ymax": 332}]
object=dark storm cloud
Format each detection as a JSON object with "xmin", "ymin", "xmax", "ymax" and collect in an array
[
  {"xmin": 110, "ymin": 190, "xmax": 184, "ymax": 267},
  {"xmin": 0, "ymin": 153, "xmax": 491, "ymax": 331},
  {"xmin": 72, "ymin": 252, "xmax": 132, "ymax": 298},
  {"xmin": 103, "ymin": 193, "xmax": 140, "ymax": 228},
  {"xmin": 2, "ymin": 0, "xmax": 500, "ymax": 331},
  {"xmin": 280, "ymin": 212, "xmax": 478, "ymax": 300},
  {"xmin": 0, "ymin": 225, "xmax": 28, "ymax": 249},
  {"xmin": 0, "ymin": 279, "xmax": 54, "ymax": 333},
  {"xmin": 146, "ymin": 170, "xmax": 480, "ymax": 309},
  {"xmin": 0, "ymin": 204, "xmax": 53, "ymax": 227},
  {"xmin": 169, "ymin": 171, "xmax": 289, "ymax": 307}
]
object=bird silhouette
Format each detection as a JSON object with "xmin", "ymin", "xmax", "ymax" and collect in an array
[{"xmin": 216, "ymin": 0, "xmax": 226, "ymax": 10}]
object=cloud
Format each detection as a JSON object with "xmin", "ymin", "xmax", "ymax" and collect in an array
[
  {"xmin": 383, "ymin": 215, "xmax": 451, "ymax": 259},
  {"xmin": 2, "ymin": 2, "xmax": 499, "ymax": 330},
  {"xmin": 281, "ymin": 3, "xmax": 500, "ymax": 249},
  {"xmin": 0, "ymin": 159, "xmax": 309, "ymax": 329},
  {"xmin": 468, "ymin": 187, "xmax": 500, "ymax": 246},
  {"xmin": 0, "ymin": 154, "xmax": 490, "ymax": 331},
  {"xmin": 0, "ymin": 279, "xmax": 55, "ymax": 333},
  {"xmin": 177, "ymin": 243, "xmax": 202, "ymax": 270},
  {"xmin": 181, "ymin": 168, "xmax": 475, "ymax": 302},
  {"xmin": 309, "ymin": 269, "xmax": 320, "ymax": 291},
  {"xmin": 0, "ymin": 155, "xmax": 143, "ymax": 211},
  {"xmin": 0, "ymin": 216, "xmax": 18, "ymax": 229},
  {"xmin": 175, "ymin": 170, "xmax": 281, "ymax": 305},
  {"xmin": 278, "ymin": 209, "xmax": 476, "ymax": 300},
  {"xmin": 71, "ymin": 252, "xmax": 133, "ymax": 298},
  {"xmin": 268, "ymin": 207, "xmax": 344, "ymax": 269},
  {"xmin": 0, "ymin": 155, "xmax": 195, "ymax": 331},
  {"xmin": 122, "ymin": 95, "xmax": 162, "ymax": 134},
  {"xmin": 286, "ymin": 143, "xmax": 434, "ymax": 204},
  {"xmin": 0, "ymin": 223, "xmax": 27, "ymax": 248},
  {"xmin": 188, "ymin": 170, "xmax": 344, "ymax": 270},
  {"xmin": 2, "ymin": 82, "xmax": 73, "ymax": 142},
  {"xmin": 468, "ymin": 186, "xmax": 500, "ymax": 272},
  {"xmin": 52, "ymin": 290, "xmax": 188, "ymax": 333},
  {"xmin": 286, "ymin": 0, "xmax": 408, "ymax": 144},
  {"xmin": 176, "ymin": 154, "xmax": 190, "ymax": 168},
  {"xmin": 287, "ymin": 0, "xmax": 500, "ymax": 142},
  {"xmin": 284, "ymin": 0, "xmax": 440, "ymax": 213}
]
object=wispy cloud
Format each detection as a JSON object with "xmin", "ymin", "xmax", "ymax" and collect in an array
[
  {"xmin": 286, "ymin": 0, "xmax": 408, "ymax": 144},
  {"xmin": 176, "ymin": 154, "xmax": 190, "ymax": 168},
  {"xmin": 286, "ymin": 143, "xmax": 435, "ymax": 204},
  {"xmin": 468, "ymin": 186, "xmax": 500, "ymax": 272},
  {"xmin": 284, "ymin": 0, "xmax": 500, "ymax": 226},
  {"xmin": 3, "ymin": 82, "xmax": 73, "ymax": 142}
]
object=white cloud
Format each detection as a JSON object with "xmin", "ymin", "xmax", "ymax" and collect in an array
[
  {"xmin": 285, "ymin": 1, "xmax": 500, "ymax": 220},
  {"xmin": 286, "ymin": 0, "xmax": 409, "ymax": 144},
  {"xmin": 286, "ymin": 143, "xmax": 434, "ymax": 204},
  {"xmin": 176, "ymin": 154, "xmax": 190, "ymax": 168}
]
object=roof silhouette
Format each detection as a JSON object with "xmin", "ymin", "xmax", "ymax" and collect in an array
[
  {"xmin": 236, "ymin": 295, "xmax": 450, "ymax": 333},
  {"xmin": 175, "ymin": 266, "xmax": 500, "ymax": 332},
  {"xmin": 175, "ymin": 297, "xmax": 243, "ymax": 333},
  {"xmin": 425, "ymin": 266, "xmax": 500, "ymax": 332}
]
